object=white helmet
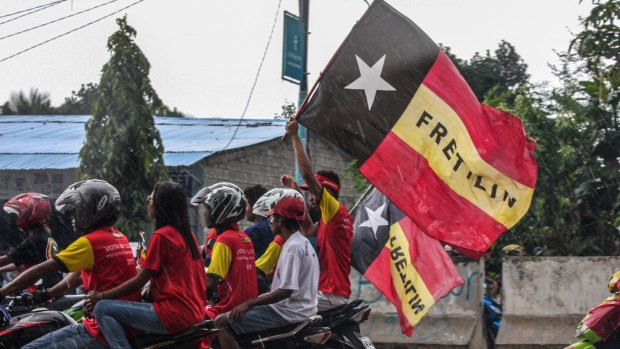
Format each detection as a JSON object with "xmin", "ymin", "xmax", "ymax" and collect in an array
[
  {"xmin": 252, "ymin": 188, "xmax": 304, "ymax": 217},
  {"xmin": 191, "ymin": 182, "xmax": 246, "ymax": 227}
]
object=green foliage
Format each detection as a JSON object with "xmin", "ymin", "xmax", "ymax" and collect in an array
[
  {"xmin": 445, "ymin": 41, "xmax": 530, "ymax": 103},
  {"xmin": 55, "ymin": 81, "xmax": 184, "ymax": 117},
  {"xmin": 274, "ymin": 100, "xmax": 297, "ymax": 120},
  {"xmin": 56, "ymin": 83, "xmax": 98, "ymax": 115},
  {"xmin": 342, "ymin": 160, "xmax": 370, "ymax": 199},
  {"xmin": 6, "ymin": 88, "xmax": 54, "ymax": 115},
  {"xmin": 78, "ymin": 16, "xmax": 168, "ymax": 239},
  {"xmin": 481, "ymin": 0, "xmax": 620, "ymax": 259}
]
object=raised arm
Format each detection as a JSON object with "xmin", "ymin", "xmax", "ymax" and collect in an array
[
  {"xmin": 285, "ymin": 120, "xmax": 322, "ymax": 201},
  {"xmin": 280, "ymin": 174, "xmax": 318, "ymax": 237}
]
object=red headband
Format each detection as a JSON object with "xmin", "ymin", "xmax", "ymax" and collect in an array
[{"xmin": 299, "ymin": 174, "xmax": 341, "ymax": 192}]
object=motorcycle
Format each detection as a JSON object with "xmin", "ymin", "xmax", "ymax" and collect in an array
[
  {"xmin": 565, "ymin": 271, "xmax": 620, "ymax": 349},
  {"xmin": 317, "ymin": 299, "xmax": 375, "ymax": 349},
  {"xmin": 230, "ymin": 315, "xmax": 332, "ymax": 349},
  {"xmin": 0, "ymin": 293, "xmax": 77, "ymax": 349},
  {"xmin": 130, "ymin": 319, "xmax": 218, "ymax": 349},
  {"xmin": 0, "ymin": 292, "xmax": 218, "ymax": 349}
]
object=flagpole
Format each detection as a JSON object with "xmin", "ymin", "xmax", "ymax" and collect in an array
[
  {"xmin": 294, "ymin": 0, "xmax": 310, "ymax": 184},
  {"xmin": 350, "ymin": 185, "xmax": 373, "ymax": 216},
  {"xmin": 293, "ymin": 1, "xmax": 377, "ymax": 120}
]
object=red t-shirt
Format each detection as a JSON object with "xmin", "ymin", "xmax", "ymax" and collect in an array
[
  {"xmin": 205, "ymin": 229, "xmax": 257, "ymax": 318},
  {"xmin": 55, "ymin": 227, "xmax": 140, "ymax": 339},
  {"xmin": 140, "ymin": 226, "xmax": 207, "ymax": 333},
  {"xmin": 317, "ymin": 188, "xmax": 353, "ymax": 298}
]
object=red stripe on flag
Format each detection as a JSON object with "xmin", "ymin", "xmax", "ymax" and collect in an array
[
  {"xmin": 360, "ymin": 131, "xmax": 507, "ymax": 252},
  {"xmin": 363, "ymin": 246, "xmax": 414, "ymax": 336},
  {"xmin": 422, "ymin": 51, "xmax": 537, "ymax": 188},
  {"xmin": 401, "ymin": 218, "xmax": 464, "ymax": 299}
]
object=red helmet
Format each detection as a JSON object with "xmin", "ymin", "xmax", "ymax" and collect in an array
[{"xmin": 3, "ymin": 193, "xmax": 51, "ymax": 230}]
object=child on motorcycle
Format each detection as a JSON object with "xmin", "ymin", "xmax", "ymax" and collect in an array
[{"xmin": 85, "ymin": 182, "xmax": 207, "ymax": 349}]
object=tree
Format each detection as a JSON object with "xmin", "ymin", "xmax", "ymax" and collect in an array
[
  {"xmin": 57, "ymin": 81, "xmax": 184, "ymax": 116},
  {"xmin": 56, "ymin": 83, "xmax": 98, "ymax": 115},
  {"xmin": 78, "ymin": 16, "xmax": 168, "ymax": 239},
  {"xmin": 549, "ymin": 0, "xmax": 620, "ymax": 254},
  {"xmin": 445, "ymin": 41, "xmax": 530, "ymax": 103},
  {"xmin": 6, "ymin": 88, "xmax": 54, "ymax": 115}
]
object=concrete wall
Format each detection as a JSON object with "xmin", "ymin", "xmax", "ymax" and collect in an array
[
  {"xmin": 350, "ymin": 258, "xmax": 486, "ymax": 349},
  {"xmin": 197, "ymin": 133, "xmax": 357, "ymax": 210},
  {"xmin": 496, "ymin": 256, "xmax": 620, "ymax": 349},
  {"xmin": 0, "ymin": 169, "xmax": 77, "ymax": 201}
]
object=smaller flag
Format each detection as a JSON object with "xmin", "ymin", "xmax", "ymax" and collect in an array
[{"xmin": 352, "ymin": 187, "xmax": 464, "ymax": 336}]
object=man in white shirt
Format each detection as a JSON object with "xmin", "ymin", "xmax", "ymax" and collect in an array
[{"xmin": 214, "ymin": 194, "xmax": 320, "ymax": 349}]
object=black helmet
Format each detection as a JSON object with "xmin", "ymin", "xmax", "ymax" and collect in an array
[
  {"xmin": 191, "ymin": 182, "xmax": 245, "ymax": 228},
  {"xmin": 55, "ymin": 179, "xmax": 121, "ymax": 231}
]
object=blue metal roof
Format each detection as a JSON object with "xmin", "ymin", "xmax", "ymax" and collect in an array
[{"xmin": 0, "ymin": 115, "xmax": 286, "ymax": 170}]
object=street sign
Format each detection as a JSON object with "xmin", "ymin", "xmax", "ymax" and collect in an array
[{"xmin": 282, "ymin": 11, "xmax": 305, "ymax": 84}]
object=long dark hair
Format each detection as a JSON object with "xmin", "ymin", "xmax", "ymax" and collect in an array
[{"xmin": 152, "ymin": 182, "xmax": 200, "ymax": 259}]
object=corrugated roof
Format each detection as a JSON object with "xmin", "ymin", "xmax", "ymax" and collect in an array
[{"xmin": 0, "ymin": 115, "xmax": 285, "ymax": 170}]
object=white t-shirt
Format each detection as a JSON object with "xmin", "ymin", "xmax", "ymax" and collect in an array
[{"xmin": 268, "ymin": 232, "xmax": 319, "ymax": 322}]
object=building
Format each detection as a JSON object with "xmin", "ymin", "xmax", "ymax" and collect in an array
[{"xmin": 0, "ymin": 115, "xmax": 357, "ymax": 239}]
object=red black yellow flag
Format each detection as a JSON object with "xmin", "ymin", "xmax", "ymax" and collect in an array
[
  {"xmin": 352, "ymin": 188, "xmax": 464, "ymax": 335},
  {"xmin": 298, "ymin": 0, "xmax": 538, "ymax": 254}
]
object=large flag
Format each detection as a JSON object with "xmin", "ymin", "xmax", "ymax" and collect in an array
[
  {"xmin": 298, "ymin": 0, "xmax": 537, "ymax": 254},
  {"xmin": 352, "ymin": 187, "xmax": 464, "ymax": 336}
]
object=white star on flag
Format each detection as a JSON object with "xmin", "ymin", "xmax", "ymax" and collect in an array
[
  {"xmin": 345, "ymin": 54, "xmax": 396, "ymax": 110},
  {"xmin": 359, "ymin": 203, "xmax": 389, "ymax": 239}
]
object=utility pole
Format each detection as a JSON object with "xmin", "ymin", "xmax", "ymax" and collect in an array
[{"xmin": 295, "ymin": 0, "xmax": 309, "ymax": 184}]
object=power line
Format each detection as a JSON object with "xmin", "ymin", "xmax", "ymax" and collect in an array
[
  {"xmin": 0, "ymin": 0, "xmax": 123, "ymax": 41},
  {"xmin": 221, "ymin": 0, "xmax": 283, "ymax": 151},
  {"xmin": 0, "ymin": 0, "xmax": 146, "ymax": 64},
  {"xmin": 0, "ymin": 0, "xmax": 65, "ymax": 19},
  {"xmin": 0, "ymin": 0, "xmax": 66, "ymax": 25}
]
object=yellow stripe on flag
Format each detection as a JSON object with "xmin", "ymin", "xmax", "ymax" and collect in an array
[
  {"xmin": 391, "ymin": 85, "xmax": 534, "ymax": 228},
  {"xmin": 388, "ymin": 222, "xmax": 434, "ymax": 326}
]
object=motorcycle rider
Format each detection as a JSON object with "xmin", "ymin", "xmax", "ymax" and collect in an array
[
  {"xmin": 253, "ymin": 188, "xmax": 307, "ymax": 271},
  {"xmin": 566, "ymin": 270, "xmax": 620, "ymax": 348},
  {"xmin": 191, "ymin": 182, "xmax": 258, "ymax": 319},
  {"xmin": 214, "ymin": 193, "xmax": 319, "ymax": 349},
  {"xmin": 285, "ymin": 120, "xmax": 353, "ymax": 311},
  {"xmin": 0, "ymin": 193, "xmax": 62, "ymax": 290},
  {"xmin": 0, "ymin": 179, "xmax": 140, "ymax": 349},
  {"xmin": 85, "ymin": 182, "xmax": 207, "ymax": 349},
  {"xmin": 243, "ymin": 185, "xmax": 271, "ymax": 259}
]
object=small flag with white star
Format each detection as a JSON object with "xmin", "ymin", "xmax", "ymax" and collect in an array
[
  {"xmin": 352, "ymin": 187, "xmax": 463, "ymax": 336},
  {"xmin": 298, "ymin": 0, "xmax": 538, "ymax": 255}
]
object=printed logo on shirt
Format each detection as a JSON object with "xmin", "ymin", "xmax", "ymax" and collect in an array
[{"xmin": 46, "ymin": 238, "xmax": 59, "ymax": 259}]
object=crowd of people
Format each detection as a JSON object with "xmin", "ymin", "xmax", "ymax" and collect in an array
[{"xmin": 0, "ymin": 120, "xmax": 355, "ymax": 349}]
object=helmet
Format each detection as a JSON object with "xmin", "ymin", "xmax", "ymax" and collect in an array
[
  {"xmin": 3, "ymin": 193, "xmax": 51, "ymax": 229},
  {"xmin": 252, "ymin": 188, "xmax": 304, "ymax": 217},
  {"xmin": 55, "ymin": 179, "xmax": 121, "ymax": 231},
  {"xmin": 191, "ymin": 182, "xmax": 245, "ymax": 227},
  {"xmin": 608, "ymin": 271, "xmax": 620, "ymax": 293},
  {"xmin": 502, "ymin": 244, "xmax": 525, "ymax": 256}
]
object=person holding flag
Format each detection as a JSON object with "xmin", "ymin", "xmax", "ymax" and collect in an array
[{"xmin": 284, "ymin": 120, "xmax": 353, "ymax": 311}]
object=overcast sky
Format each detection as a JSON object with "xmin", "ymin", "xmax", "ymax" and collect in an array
[{"xmin": 0, "ymin": 0, "xmax": 593, "ymax": 118}]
